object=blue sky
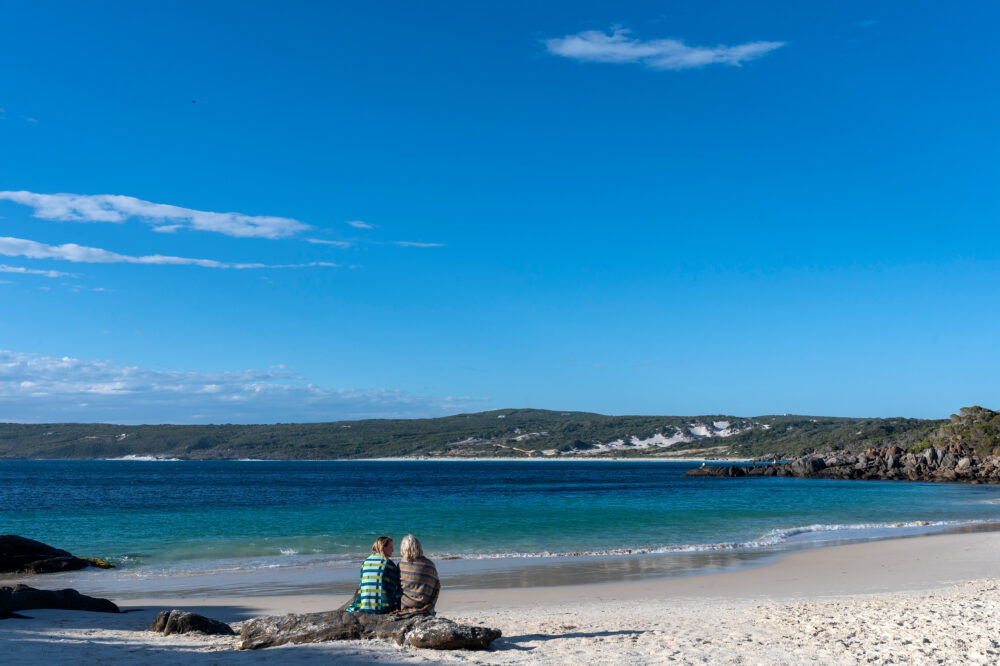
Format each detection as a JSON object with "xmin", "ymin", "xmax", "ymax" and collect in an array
[{"xmin": 1, "ymin": 1, "xmax": 998, "ymax": 422}]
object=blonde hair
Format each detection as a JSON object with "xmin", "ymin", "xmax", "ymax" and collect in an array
[
  {"xmin": 371, "ymin": 536, "xmax": 393, "ymax": 557},
  {"xmin": 400, "ymin": 534, "xmax": 423, "ymax": 561}
]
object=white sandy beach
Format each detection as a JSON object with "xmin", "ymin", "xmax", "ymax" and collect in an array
[{"xmin": 3, "ymin": 531, "xmax": 1000, "ymax": 665}]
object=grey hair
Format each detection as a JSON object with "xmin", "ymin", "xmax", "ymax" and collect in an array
[{"xmin": 400, "ymin": 534, "xmax": 423, "ymax": 561}]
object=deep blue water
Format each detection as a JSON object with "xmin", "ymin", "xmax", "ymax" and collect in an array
[{"xmin": 4, "ymin": 460, "xmax": 1000, "ymax": 575}]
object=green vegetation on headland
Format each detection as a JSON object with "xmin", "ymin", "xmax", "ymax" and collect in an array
[
  {"xmin": 2, "ymin": 406, "xmax": 994, "ymax": 460},
  {"xmin": 910, "ymin": 406, "xmax": 1000, "ymax": 456}
]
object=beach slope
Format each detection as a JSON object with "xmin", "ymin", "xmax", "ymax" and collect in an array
[{"xmin": 3, "ymin": 531, "xmax": 999, "ymax": 664}]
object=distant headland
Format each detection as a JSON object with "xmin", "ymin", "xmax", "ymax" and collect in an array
[{"xmin": 1, "ymin": 406, "xmax": 996, "ymax": 461}]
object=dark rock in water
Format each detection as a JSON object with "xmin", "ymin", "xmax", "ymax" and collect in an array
[
  {"xmin": 150, "ymin": 609, "xmax": 235, "ymax": 636},
  {"xmin": 238, "ymin": 610, "xmax": 500, "ymax": 651},
  {"xmin": 1, "ymin": 535, "xmax": 82, "ymax": 574},
  {"xmin": 684, "ymin": 447, "xmax": 1000, "ymax": 485},
  {"xmin": 0, "ymin": 535, "xmax": 114, "ymax": 574},
  {"xmin": 0, "ymin": 611, "xmax": 31, "ymax": 619},
  {"xmin": 0, "ymin": 584, "xmax": 119, "ymax": 614},
  {"xmin": 790, "ymin": 456, "xmax": 825, "ymax": 475},
  {"xmin": 17, "ymin": 556, "xmax": 91, "ymax": 574},
  {"xmin": 683, "ymin": 465, "xmax": 729, "ymax": 477}
]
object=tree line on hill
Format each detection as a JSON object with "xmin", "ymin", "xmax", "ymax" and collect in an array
[{"xmin": 0, "ymin": 406, "xmax": 996, "ymax": 460}]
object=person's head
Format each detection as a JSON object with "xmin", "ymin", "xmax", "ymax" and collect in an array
[
  {"xmin": 399, "ymin": 534, "xmax": 423, "ymax": 562},
  {"xmin": 371, "ymin": 536, "xmax": 393, "ymax": 559}
]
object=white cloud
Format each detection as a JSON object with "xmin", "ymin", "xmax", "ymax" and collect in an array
[
  {"xmin": 346, "ymin": 220, "xmax": 374, "ymax": 229},
  {"xmin": 545, "ymin": 27, "xmax": 784, "ymax": 70},
  {"xmin": 393, "ymin": 241, "xmax": 445, "ymax": 248},
  {"xmin": 306, "ymin": 238, "xmax": 351, "ymax": 248},
  {"xmin": 0, "ymin": 190, "xmax": 310, "ymax": 239},
  {"xmin": 0, "ymin": 350, "xmax": 485, "ymax": 423},
  {"xmin": 25, "ymin": 117, "xmax": 39, "ymax": 123},
  {"xmin": 0, "ymin": 236, "xmax": 337, "ymax": 269},
  {"xmin": 0, "ymin": 263, "xmax": 75, "ymax": 278}
]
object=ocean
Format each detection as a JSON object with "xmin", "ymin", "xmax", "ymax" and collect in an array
[{"xmin": 4, "ymin": 459, "xmax": 1000, "ymax": 597}]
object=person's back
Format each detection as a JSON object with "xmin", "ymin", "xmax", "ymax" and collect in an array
[
  {"xmin": 346, "ymin": 536, "xmax": 401, "ymax": 614},
  {"xmin": 395, "ymin": 534, "xmax": 440, "ymax": 618}
]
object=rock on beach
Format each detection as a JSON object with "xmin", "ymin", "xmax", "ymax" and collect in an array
[
  {"xmin": 0, "ymin": 584, "xmax": 119, "ymax": 615},
  {"xmin": 149, "ymin": 609, "xmax": 235, "ymax": 636},
  {"xmin": 238, "ymin": 609, "xmax": 501, "ymax": 651}
]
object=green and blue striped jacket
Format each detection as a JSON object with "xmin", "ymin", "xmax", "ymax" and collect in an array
[{"xmin": 346, "ymin": 555, "xmax": 401, "ymax": 614}]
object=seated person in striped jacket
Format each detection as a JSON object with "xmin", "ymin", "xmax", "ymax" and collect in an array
[
  {"xmin": 345, "ymin": 536, "xmax": 401, "ymax": 613},
  {"xmin": 393, "ymin": 534, "xmax": 441, "ymax": 618}
]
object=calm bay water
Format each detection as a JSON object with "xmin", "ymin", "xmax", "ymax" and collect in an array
[{"xmin": 3, "ymin": 460, "xmax": 1000, "ymax": 594}]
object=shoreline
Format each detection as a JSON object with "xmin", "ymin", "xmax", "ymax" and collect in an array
[
  {"xmin": 11, "ymin": 517, "xmax": 1000, "ymax": 601},
  {"xmin": 11, "ymin": 456, "xmax": 757, "ymax": 462},
  {"xmin": 5, "ymin": 531, "xmax": 1000, "ymax": 664},
  {"xmin": 118, "ymin": 529, "xmax": 1000, "ymax": 613}
]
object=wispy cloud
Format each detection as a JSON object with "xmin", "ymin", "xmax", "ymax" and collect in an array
[
  {"xmin": 0, "ymin": 263, "xmax": 76, "ymax": 278},
  {"xmin": 0, "ymin": 191, "xmax": 310, "ymax": 239},
  {"xmin": 545, "ymin": 27, "xmax": 784, "ymax": 70},
  {"xmin": 0, "ymin": 236, "xmax": 337, "ymax": 269},
  {"xmin": 0, "ymin": 350, "xmax": 485, "ymax": 423},
  {"xmin": 393, "ymin": 241, "xmax": 445, "ymax": 248},
  {"xmin": 25, "ymin": 117, "xmax": 39, "ymax": 124},
  {"xmin": 306, "ymin": 238, "xmax": 351, "ymax": 248},
  {"xmin": 346, "ymin": 220, "xmax": 374, "ymax": 229}
]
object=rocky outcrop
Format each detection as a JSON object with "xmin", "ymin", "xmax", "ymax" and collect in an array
[
  {"xmin": 150, "ymin": 609, "xmax": 235, "ymax": 636},
  {"xmin": 925, "ymin": 406, "xmax": 1000, "ymax": 456},
  {"xmin": 0, "ymin": 584, "xmax": 119, "ymax": 615},
  {"xmin": 0, "ymin": 535, "xmax": 114, "ymax": 574},
  {"xmin": 686, "ymin": 445, "xmax": 1000, "ymax": 483},
  {"xmin": 238, "ymin": 610, "xmax": 501, "ymax": 651}
]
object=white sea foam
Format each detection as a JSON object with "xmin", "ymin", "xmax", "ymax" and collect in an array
[{"xmin": 431, "ymin": 519, "xmax": 998, "ymax": 560}]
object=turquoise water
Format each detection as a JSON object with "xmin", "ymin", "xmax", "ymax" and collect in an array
[{"xmin": 4, "ymin": 460, "xmax": 1000, "ymax": 580}]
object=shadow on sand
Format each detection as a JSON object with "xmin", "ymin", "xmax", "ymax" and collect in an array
[{"xmin": 495, "ymin": 628, "xmax": 645, "ymax": 651}]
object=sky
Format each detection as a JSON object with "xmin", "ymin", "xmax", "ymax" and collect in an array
[{"xmin": 1, "ymin": 1, "xmax": 998, "ymax": 423}]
